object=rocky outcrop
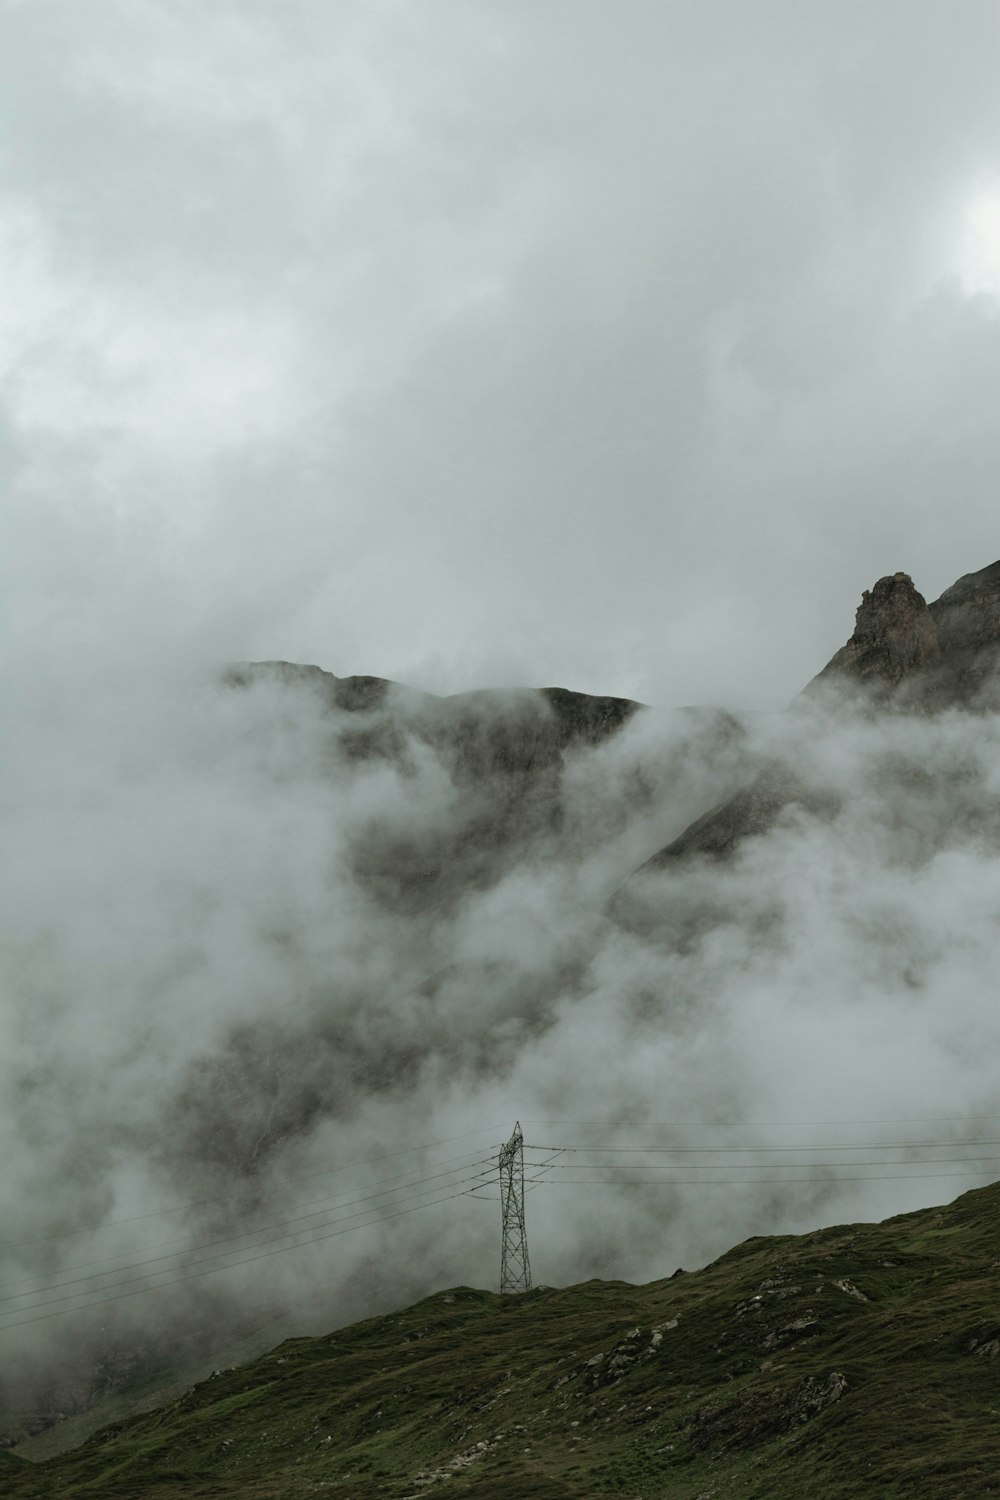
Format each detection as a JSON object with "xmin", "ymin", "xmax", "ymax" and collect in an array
[
  {"xmin": 806, "ymin": 572, "xmax": 940, "ymax": 700},
  {"xmin": 689, "ymin": 1370, "xmax": 848, "ymax": 1453},
  {"xmin": 632, "ymin": 560, "xmax": 1000, "ymax": 874},
  {"xmin": 805, "ymin": 560, "xmax": 1000, "ymax": 708}
]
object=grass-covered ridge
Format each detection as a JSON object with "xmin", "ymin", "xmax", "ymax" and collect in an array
[{"xmin": 8, "ymin": 1181, "xmax": 1000, "ymax": 1498}]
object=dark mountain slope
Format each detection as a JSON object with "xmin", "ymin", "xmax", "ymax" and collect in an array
[
  {"xmin": 929, "ymin": 559, "xmax": 1000, "ymax": 703},
  {"xmin": 9, "ymin": 1181, "xmax": 1000, "ymax": 1498},
  {"xmin": 226, "ymin": 663, "xmax": 644, "ymax": 913},
  {"xmin": 635, "ymin": 765, "xmax": 839, "ymax": 869},
  {"xmin": 226, "ymin": 662, "xmax": 642, "ymax": 775}
]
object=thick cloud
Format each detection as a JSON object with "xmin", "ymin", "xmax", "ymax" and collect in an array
[
  {"xmin": 4, "ymin": 667, "xmax": 1000, "ymax": 1422},
  {"xmin": 5, "ymin": 0, "xmax": 1000, "ymax": 1433}
]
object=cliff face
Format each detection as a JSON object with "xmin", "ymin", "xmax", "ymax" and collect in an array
[
  {"xmin": 807, "ymin": 571, "xmax": 940, "ymax": 699},
  {"xmin": 806, "ymin": 560, "xmax": 1000, "ymax": 709}
]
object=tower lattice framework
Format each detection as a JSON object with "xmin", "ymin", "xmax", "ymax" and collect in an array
[{"xmin": 499, "ymin": 1121, "xmax": 531, "ymax": 1294}]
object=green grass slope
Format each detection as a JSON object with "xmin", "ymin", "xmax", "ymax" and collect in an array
[{"xmin": 8, "ymin": 1182, "xmax": 1000, "ymax": 1499}]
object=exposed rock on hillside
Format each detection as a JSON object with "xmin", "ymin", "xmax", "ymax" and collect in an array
[
  {"xmin": 806, "ymin": 571, "xmax": 940, "ymax": 699},
  {"xmin": 634, "ymin": 559, "xmax": 1000, "ymax": 874},
  {"xmin": 805, "ymin": 559, "xmax": 1000, "ymax": 709}
]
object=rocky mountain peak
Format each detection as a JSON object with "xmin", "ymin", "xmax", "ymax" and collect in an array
[
  {"xmin": 635, "ymin": 560, "xmax": 1000, "ymax": 874},
  {"xmin": 810, "ymin": 571, "xmax": 940, "ymax": 696}
]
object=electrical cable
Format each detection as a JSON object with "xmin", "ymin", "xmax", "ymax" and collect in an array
[
  {"xmin": 11, "ymin": 1133, "xmax": 995, "ymax": 1311},
  {"xmin": 11, "ymin": 1121, "xmax": 994, "ymax": 1254},
  {"xmin": 1, "ymin": 1124, "xmax": 510, "ymax": 1254},
  {"xmin": 523, "ymin": 1138, "xmax": 1000, "ymax": 1154},
  {"xmin": 520, "ymin": 1115, "xmax": 1000, "ymax": 1128},
  {"xmin": 522, "ymin": 1155, "xmax": 1000, "ymax": 1172},
  {"xmin": 0, "ymin": 1150, "xmax": 495, "ymax": 1299},
  {"xmin": 8, "ymin": 1125, "xmax": 995, "ymax": 1336},
  {"xmin": 526, "ymin": 1171, "xmax": 998, "ymax": 1185},
  {"xmin": 0, "ymin": 1180, "xmax": 492, "ymax": 1335},
  {"xmin": 521, "ymin": 1150, "xmax": 564, "ymax": 1195},
  {"xmin": 0, "ymin": 1167, "xmax": 496, "ymax": 1319}
]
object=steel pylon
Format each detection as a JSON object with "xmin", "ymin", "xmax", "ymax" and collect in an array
[{"xmin": 499, "ymin": 1121, "xmax": 531, "ymax": 1294}]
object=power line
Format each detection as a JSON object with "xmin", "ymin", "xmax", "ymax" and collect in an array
[
  {"xmin": 10, "ymin": 1137, "xmax": 992, "ymax": 1309},
  {"xmin": 523, "ymin": 1138, "xmax": 1000, "ymax": 1154},
  {"xmin": 0, "ymin": 1180, "xmax": 492, "ymax": 1334},
  {"xmin": 0, "ymin": 1168, "xmax": 495, "ymax": 1322},
  {"xmin": 6, "ymin": 1123, "xmax": 995, "ymax": 1337},
  {"xmin": 9, "ymin": 1120, "xmax": 993, "ymax": 1254},
  {"xmin": 0, "ymin": 1156, "xmax": 495, "ymax": 1306},
  {"xmin": 523, "ymin": 1156, "xmax": 1000, "ymax": 1172},
  {"xmin": 528, "ymin": 1171, "xmax": 998, "ymax": 1186},
  {"xmin": 0, "ymin": 1124, "xmax": 510, "ymax": 1254},
  {"xmin": 520, "ymin": 1115, "xmax": 1000, "ymax": 1128},
  {"xmin": 0, "ymin": 1150, "xmax": 494, "ymax": 1299}
]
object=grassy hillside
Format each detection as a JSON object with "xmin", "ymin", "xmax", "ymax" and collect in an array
[{"xmin": 8, "ymin": 1181, "xmax": 1000, "ymax": 1499}]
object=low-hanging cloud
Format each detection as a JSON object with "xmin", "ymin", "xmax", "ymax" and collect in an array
[{"xmin": 4, "ymin": 650, "xmax": 1000, "ymax": 1431}]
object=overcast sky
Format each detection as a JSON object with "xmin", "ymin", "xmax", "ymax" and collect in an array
[{"xmin": 4, "ymin": 0, "xmax": 1000, "ymax": 707}]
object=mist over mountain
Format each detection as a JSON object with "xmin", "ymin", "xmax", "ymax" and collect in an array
[
  {"xmin": 632, "ymin": 559, "xmax": 1000, "ymax": 868},
  {"xmin": 5, "ymin": 561, "xmax": 1000, "ymax": 1450}
]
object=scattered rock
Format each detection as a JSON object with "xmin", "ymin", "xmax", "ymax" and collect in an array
[
  {"xmin": 584, "ymin": 1325, "xmax": 663, "ymax": 1387},
  {"xmin": 734, "ymin": 1295, "xmax": 765, "ymax": 1318},
  {"xmin": 690, "ymin": 1371, "xmax": 848, "ymax": 1453},
  {"xmin": 834, "ymin": 1279, "xmax": 869, "ymax": 1303},
  {"xmin": 792, "ymin": 1372, "xmax": 849, "ymax": 1423}
]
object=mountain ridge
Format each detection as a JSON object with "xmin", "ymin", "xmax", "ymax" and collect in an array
[
  {"xmin": 232, "ymin": 560, "xmax": 1000, "ymax": 882},
  {"xmin": 634, "ymin": 559, "xmax": 1000, "ymax": 871}
]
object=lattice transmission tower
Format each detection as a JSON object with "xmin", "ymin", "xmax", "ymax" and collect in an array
[{"xmin": 499, "ymin": 1121, "xmax": 531, "ymax": 1293}]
